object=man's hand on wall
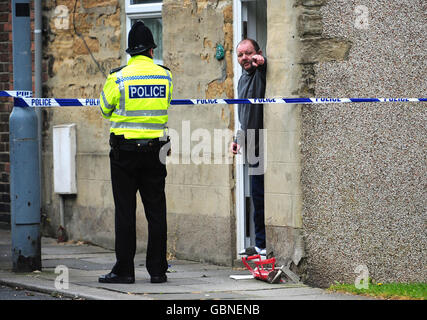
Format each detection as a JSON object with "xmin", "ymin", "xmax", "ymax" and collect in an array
[{"xmin": 230, "ymin": 141, "xmax": 241, "ymax": 155}]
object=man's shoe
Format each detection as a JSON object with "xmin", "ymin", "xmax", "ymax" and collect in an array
[
  {"xmin": 239, "ymin": 246, "xmax": 267, "ymax": 256},
  {"xmin": 150, "ymin": 274, "xmax": 167, "ymax": 283},
  {"xmin": 239, "ymin": 246, "xmax": 258, "ymax": 256},
  {"xmin": 98, "ymin": 272, "xmax": 135, "ymax": 284}
]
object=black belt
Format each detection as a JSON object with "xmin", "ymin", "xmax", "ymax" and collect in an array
[
  {"xmin": 110, "ymin": 134, "xmax": 168, "ymax": 152},
  {"xmin": 123, "ymin": 138, "xmax": 161, "ymax": 147}
]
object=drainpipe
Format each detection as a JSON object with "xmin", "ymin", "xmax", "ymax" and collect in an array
[
  {"xmin": 34, "ymin": 0, "xmax": 42, "ymax": 207},
  {"xmin": 10, "ymin": 0, "xmax": 41, "ymax": 272},
  {"xmin": 34, "ymin": 0, "xmax": 42, "ymax": 99}
]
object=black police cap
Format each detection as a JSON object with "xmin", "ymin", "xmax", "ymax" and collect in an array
[{"xmin": 126, "ymin": 21, "xmax": 157, "ymax": 56}]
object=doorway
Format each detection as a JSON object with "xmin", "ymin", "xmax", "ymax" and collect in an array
[{"xmin": 233, "ymin": 0, "xmax": 267, "ymax": 256}]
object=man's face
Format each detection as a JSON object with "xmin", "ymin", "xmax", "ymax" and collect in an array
[{"xmin": 237, "ymin": 41, "xmax": 258, "ymax": 72}]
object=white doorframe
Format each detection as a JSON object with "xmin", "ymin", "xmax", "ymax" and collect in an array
[{"xmin": 233, "ymin": 0, "xmax": 245, "ymax": 258}]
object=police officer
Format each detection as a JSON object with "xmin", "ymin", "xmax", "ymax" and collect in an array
[{"xmin": 98, "ymin": 21, "xmax": 173, "ymax": 284}]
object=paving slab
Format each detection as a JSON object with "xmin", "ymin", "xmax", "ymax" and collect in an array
[{"xmin": 0, "ymin": 228, "xmax": 375, "ymax": 300}]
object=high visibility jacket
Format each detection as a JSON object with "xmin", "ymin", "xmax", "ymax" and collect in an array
[{"xmin": 99, "ymin": 55, "xmax": 173, "ymax": 139}]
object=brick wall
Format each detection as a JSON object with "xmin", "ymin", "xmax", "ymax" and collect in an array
[
  {"xmin": 0, "ymin": 1, "xmax": 39, "ymax": 225},
  {"xmin": 0, "ymin": 0, "xmax": 12, "ymax": 224}
]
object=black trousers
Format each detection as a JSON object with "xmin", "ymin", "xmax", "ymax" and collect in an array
[
  {"xmin": 251, "ymin": 173, "xmax": 265, "ymax": 249},
  {"xmin": 109, "ymin": 144, "xmax": 168, "ymax": 278}
]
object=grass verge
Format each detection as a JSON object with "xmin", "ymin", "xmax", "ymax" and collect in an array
[{"xmin": 328, "ymin": 282, "xmax": 426, "ymax": 300}]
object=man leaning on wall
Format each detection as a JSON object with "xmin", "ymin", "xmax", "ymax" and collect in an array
[{"xmin": 231, "ymin": 38, "xmax": 267, "ymax": 256}]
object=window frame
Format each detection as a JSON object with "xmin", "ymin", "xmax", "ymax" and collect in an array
[{"xmin": 125, "ymin": 0, "xmax": 163, "ymax": 64}]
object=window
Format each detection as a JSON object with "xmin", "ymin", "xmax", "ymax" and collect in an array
[{"xmin": 125, "ymin": 0, "xmax": 163, "ymax": 64}]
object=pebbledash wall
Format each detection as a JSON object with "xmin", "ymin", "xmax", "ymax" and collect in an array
[
  {"xmin": 265, "ymin": 0, "xmax": 426, "ymax": 287},
  {"xmin": 36, "ymin": 0, "xmax": 425, "ymax": 287},
  {"xmin": 300, "ymin": 0, "xmax": 426, "ymax": 287}
]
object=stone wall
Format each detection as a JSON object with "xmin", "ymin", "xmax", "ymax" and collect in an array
[
  {"xmin": 40, "ymin": 0, "xmax": 237, "ymax": 266},
  {"xmin": 300, "ymin": 0, "xmax": 426, "ymax": 287},
  {"xmin": 264, "ymin": 0, "xmax": 305, "ymax": 274},
  {"xmin": 265, "ymin": 0, "xmax": 426, "ymax": 287},
  {"xmin": 162, "ymin": 0, "xmax": 235, "ymax": 265},
  {"xmin": 42, "ymin": 0, "xmax": 121, "ymax": 98},
  {"xmin": 40, "ymin": 0, "xmax": 122, "ymax": 249}
]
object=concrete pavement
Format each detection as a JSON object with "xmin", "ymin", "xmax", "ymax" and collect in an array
[{"xmin": 0, "ymin": 227, "xmax": 372, "ymax": 301}]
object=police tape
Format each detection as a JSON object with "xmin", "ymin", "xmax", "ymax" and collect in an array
[
  {"xmin": 12, "ymin": 97, "xmax": 427, "ymax": 107},
  {"xmin": 171, "ymin": 98, "xmax": 427, "ymax": 105},
  {"xmin": 1, "ymin": 91, "xmax": 426, "ymax": 106},
  {"xmin": 0, "ymin": 90, "xmax": 32, "ymax": 98}
]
